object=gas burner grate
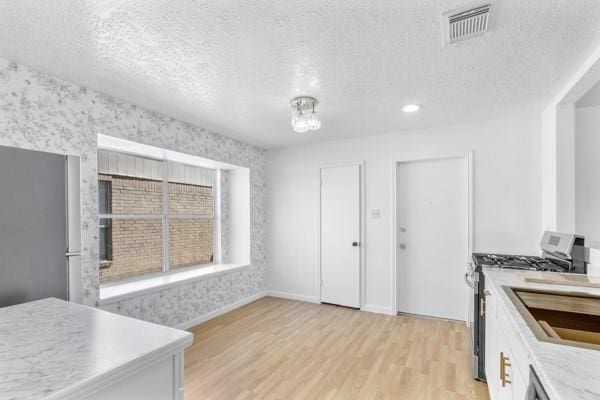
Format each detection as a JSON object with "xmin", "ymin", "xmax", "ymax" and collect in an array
[{"xmin": 472, "ymin": 253, "xmax": 567, "ymax": 272}]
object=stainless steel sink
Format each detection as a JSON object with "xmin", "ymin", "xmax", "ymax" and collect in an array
[{"xmin": 504, "ymin": 286, "xmax": 600, "ymax": 350}]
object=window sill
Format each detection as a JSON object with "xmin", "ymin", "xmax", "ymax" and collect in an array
[
  {"xmin": 99, "ymin": 261, "xmax": 112, "ymax": 269},
  {"xmin": 99, "ymin": 263, "xmax": 251, "ymax": 306}
]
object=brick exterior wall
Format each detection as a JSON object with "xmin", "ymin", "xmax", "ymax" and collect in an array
[
  {"xmin": 106, "ymin": 219, "xmax": 164, "ymax": 281},
  {"xmin": 100, "ymin": 176, "xmax": 214, "ymax": 283},
  {"xmin": 169, "ymin": 219, "xmax": 214, "ymax": 269},
  {"xmin": 111, "ymin": 176, "xmax": 163, "ymax": 214},
  {"xmin": 169, "ymin": 182, "xmax": 214, "ymax": 270}
]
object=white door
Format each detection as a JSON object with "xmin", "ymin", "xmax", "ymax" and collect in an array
[
  {"xmin": 320, "ymin": 164, "xmax": 361, "ymax": 308},
  {"xmin": 396, "ymin": 156, "xmax": 468, "ymax": 321}
]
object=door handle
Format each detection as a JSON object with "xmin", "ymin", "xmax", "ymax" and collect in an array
[
  {"xmin": 398, "ymin": 243, "xmax": 406, "ymax": 250},
  {"xmin": 65, "ymin": 252, "xmax": 81, "ymax": 257},
  {"xmin": 480, "ymin": 298, "xmax": 486, "ymax": 316},
  {"xmin": 352, "ymin": 242, "xmax": 360, "ymax": 247}
]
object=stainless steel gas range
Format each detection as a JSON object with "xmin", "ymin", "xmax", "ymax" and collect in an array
[{"xmin": 465, "ymin": 231, "xmax": 587, "ymax": 381}]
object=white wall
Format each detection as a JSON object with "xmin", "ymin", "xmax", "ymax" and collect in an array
[
  {"xmin": 541, "ymin": 41, "xmax": 600, "ymax": 235},
  {"xmin": 576, "ymin": 80, "xmax": 600, "ymax": 108},
  {"xmin": 266, "ymin": 115, "xmax": 542, "ymax": 313},
  {"xmin": 228, "ymin": 168, "xmax": 251, "ymax": 264},
  {"xmin": 556, "ymin": 104, "xmax": 577, "ymax": 233},
  {"xmin": 542, "ymin": 106, "xmax": 558, "ymax": 231},
  {"xmin": 0, "ymin": 58, "xmax": 266, "ymax": 327},
  {"xmin": 575, "ymin": 105, "xmax": 600, "ymax": 248},
  {"xmin": 541, "ymin": 103, "xmax": 577, "ymax": 233}
]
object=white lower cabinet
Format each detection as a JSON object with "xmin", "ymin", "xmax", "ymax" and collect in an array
[
  {"xmin": 81, "ymin": 352, "xmax": 185, "ymax": 400},
  {"xmin": 511, "ymin": 362, "xmax": 528, "ymax": 400},
  {"xmin": 485, "ymin": 289, "xmax": 499, "ymax": 400},
  {"xmin": 497, "ymin": 330, "xmax": 528, "ymax": 400},
  {"xmin": 484, "ymin": 287, "xmax": 529, "ymax": 400}
]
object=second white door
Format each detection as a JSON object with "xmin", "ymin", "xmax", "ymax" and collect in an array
[
  {"xmin": 396, "ymin": 156, "xmax": 469, "ymax": 321},
  {"xmin": 320, "ymin": 164, "xmax": 361, "ymax": 308}
]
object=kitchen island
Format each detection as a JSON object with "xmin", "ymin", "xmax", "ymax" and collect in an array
[
  {"xmin": 484, "ymin": 269, "xmax": 600, "ymax": 400},
  {"xmin": 0, "ymin": 298, "xmax": 193, "ymax": 400}
]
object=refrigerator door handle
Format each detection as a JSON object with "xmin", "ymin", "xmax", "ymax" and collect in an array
[
  {"xmin": 464, "ymin": 272, "xmax": 475, "ymax": 288},
  {"xmin": 464, "ymin": 262, "xmax": 475, "ymax": 288}
]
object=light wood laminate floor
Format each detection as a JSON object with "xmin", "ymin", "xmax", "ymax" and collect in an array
[{"xmin": 185, "ymin": 297, "xmax": 489, "ymax": 400}]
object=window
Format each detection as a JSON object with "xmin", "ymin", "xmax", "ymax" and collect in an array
[
  {"xmin": 98, "ymin": 150, "xmax": 216, "ymax": 283},
  {"xmin": 98, "ymin": 179, "xmax": 112, "ymax": 264}
]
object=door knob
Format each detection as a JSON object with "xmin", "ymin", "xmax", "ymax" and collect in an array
[
  {"xmin": 352, "ymin": 241, "xmax": 359, "ymax": 247},
  {"xmin": 398, "ymin": 243, "xmax": 406, "ymax": 250}
]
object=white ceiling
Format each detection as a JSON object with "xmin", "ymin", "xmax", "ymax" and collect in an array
[{"xmin": 1, "ymin": 1, "xmax": 600, "ymax": 148}]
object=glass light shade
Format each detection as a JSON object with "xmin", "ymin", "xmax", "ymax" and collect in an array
[
  {"xmin": 291, "ymin": 112, "xmax": 309, "ymax": 133},
  {"xmin": 307, "ymin": 111, "xmax": 321, "ymax": 130}
]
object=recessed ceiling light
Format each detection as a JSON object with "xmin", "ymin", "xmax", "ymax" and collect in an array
[{"xmin": 403, "ymin": 104, "xmax": 421, "ymax": 113}]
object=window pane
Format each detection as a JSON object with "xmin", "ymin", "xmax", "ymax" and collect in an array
[
  {"xmin": 169, "ymin": 218, "xmax": 214, "ymax": 269},
  {"xmin": 169, "ymin": 183, "xmax": 214, "ymax": 216},
  {"xmin": 98, "ymin": 150, "xmax": 163, "ymax": 215},
  {"xmin": 99, "ymin": 219, "xmax": 163, "ymax": 283},
  {"xmin": 168, "ymin": 162, "xmax": 215, "ymax": 216},
  {"xmin": 98, "ymin": 181, "xmax": 111, "ymax": 214},
  {"xmin": 99, "ymin": 218, "xmax": 112, "ymax": 261}
]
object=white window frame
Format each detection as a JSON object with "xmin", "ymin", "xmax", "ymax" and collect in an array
[
  {"xmin": 97, "ymin": 178, "xmax": 113, "ymax": 264},
  {"xmin": 98, "ymin": 152, "xmax": 219, "ymax": 276}
]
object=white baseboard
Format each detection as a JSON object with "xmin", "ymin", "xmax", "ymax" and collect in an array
[
  {"xmin": 267, "ymin": 292, "xmax": 393, "ymax": 316},
  {"xmin": 176, "ymin": 291, "xmax": 267, "ymax": 330},
  {"xmin": 176, "ymin": 290, "xmax": 391, "ymax": 324},
  {"xmin": 361, "ymin": 304, "xmax": 395, "ymax": 315},
  {"xmin": 267, "ymin": 290, "xmax": 319, "ymax": 304}
]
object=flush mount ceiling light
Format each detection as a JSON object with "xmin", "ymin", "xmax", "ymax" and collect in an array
[
  {"xmin": 290, "ymin": 96, "xmax": 321, "ymax": 133},
  {"xmin": 402, "ymin": 104, "xmax": 421, "ymax": 113}
]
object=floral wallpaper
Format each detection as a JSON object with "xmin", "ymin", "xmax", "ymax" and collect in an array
[
  {"xmin": 101, "ymin": 267, "xmax": 263, "ymax": 327},
  {"xmin": 0, "ymin": 58, "xmax": 266, "ymax": 327}
]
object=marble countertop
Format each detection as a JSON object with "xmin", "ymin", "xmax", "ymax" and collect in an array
[
  {"xmin": 484, "ymin": 269, "xmax": 600, "ymax": 400},
  {"xmin": 0, "ymin": 298, "xmax": 193, "ymax": 400}
]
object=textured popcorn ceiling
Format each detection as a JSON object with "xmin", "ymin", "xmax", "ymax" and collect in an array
[{"xmin": 1, "ymin": 1, "xmax": 600, "ymax": 148}]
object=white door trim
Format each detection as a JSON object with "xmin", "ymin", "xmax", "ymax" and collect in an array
[
  {"xmin": 317, "ymin": 161, "xmax": 366, "ymax": 308},
  {"xmin": 390, "ymin": 152, "xmax": 473, "ymax": 318}
]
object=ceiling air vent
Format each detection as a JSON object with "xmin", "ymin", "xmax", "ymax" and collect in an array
[{"xmin": 443, "ymin": 3, "xmax": 492, "ymax": 44}]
